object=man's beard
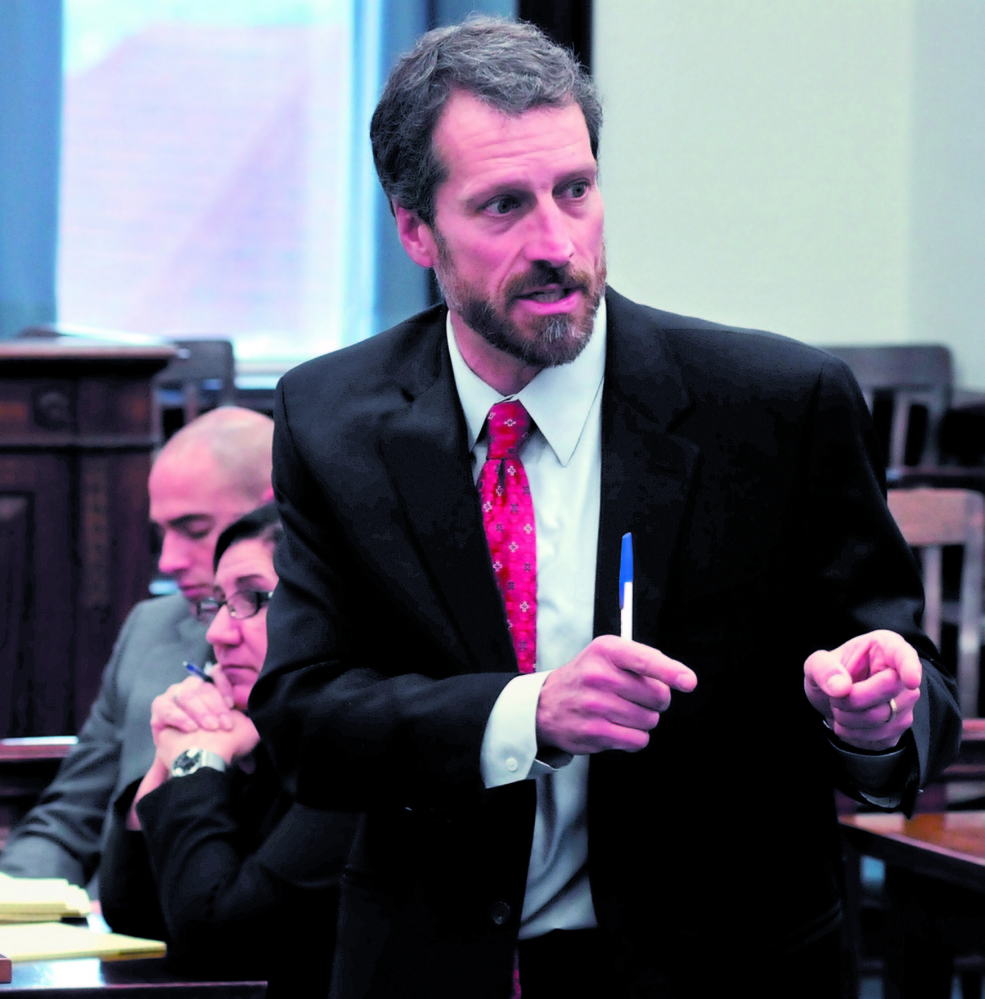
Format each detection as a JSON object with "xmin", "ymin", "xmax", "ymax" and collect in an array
[{"xmin": 435, "ymin": 241, "xmax": 607, "ymax": 370}]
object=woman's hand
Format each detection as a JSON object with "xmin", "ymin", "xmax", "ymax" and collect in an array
[
  {"xmin": 130, "ymin": 701, "xmax": 260, "ymax": 830},
  {"xmin": 155, "ymin": 710, "xmax": 260, "ymax": 768},
  {"xmin": 150, "ymin": 674, "xmax": 237, "ymax": 740}
]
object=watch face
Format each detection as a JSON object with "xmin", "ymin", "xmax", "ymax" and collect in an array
[
  {"xmin": 170, "ymin": 748, "xmax": 226, "ymax": 777},
  {"xmin": 172, "ymin": 749, "xmax": 202, "ymax": 776}
]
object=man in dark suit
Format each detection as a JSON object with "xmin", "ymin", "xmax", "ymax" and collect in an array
[{"xmin": 251, "ymin": 17, "xmax": 961, "ymax": 999}]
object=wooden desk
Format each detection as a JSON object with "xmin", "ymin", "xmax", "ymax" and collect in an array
[
  {"xmin": 0, "ymin": 909, "xmax": 265, "ymax": 996},
  {"xmin": 0, "ymin": 956, "xmax": 265, "ymax": 996},
  {"xmin": 0, "ymin": 740, "xmax": 77, "ymax": 850},
  {"xmin": 841, "ymin": 812, "xmax": 985, "ymax": 999},
  {"xmin": 841, "ymin": 812, "xmax": 985, "ymax": 890}
]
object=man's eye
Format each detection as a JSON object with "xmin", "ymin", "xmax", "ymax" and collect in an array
[
  {"xmin": 486, "ymin": 196, "xmax": 519, "ymax": 215},
  {"xmin": 177, "ymin": 524, "xmax": 212, "ymax": 541},
  {"xmin": 567, "ymin": 180, "xmax": 589, "ymax": 198}
]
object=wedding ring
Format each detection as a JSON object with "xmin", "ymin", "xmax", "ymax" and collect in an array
[{"xmin": 888, "ymin": 697, "xmax": 898, "ymax": 723}]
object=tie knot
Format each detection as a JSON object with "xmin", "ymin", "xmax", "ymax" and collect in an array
[{"xmin": 486, "ymin": 401, "xmax": 531, "ymax": 459}]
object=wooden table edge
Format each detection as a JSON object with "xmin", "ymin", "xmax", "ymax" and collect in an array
[{"xmin": 840, "ymin": 814, "xmax": 985, "ymax": 892}]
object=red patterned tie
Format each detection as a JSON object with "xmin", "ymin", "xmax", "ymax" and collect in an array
[{"xmin": 478, "ymin": 401, "xmax": 537, "ymax": 674}]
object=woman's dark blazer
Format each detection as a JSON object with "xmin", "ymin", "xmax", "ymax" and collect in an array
[{"xmin": 100, "ymin": 745, "xmax": 357, "ymax": 998}]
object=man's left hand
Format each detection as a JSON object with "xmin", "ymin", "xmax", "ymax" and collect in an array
[{"xmin": 804, "ymin": 629, "xmax": 921, "ymax": 752}]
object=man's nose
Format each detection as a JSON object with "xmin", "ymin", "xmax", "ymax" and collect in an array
[
  {"xmin": 523, "ymin": 201, "xmax": 574, "ymax": 266},
  {"xmin": 157, "ymin": 532, "xmax": 190, "ymax": 576}
]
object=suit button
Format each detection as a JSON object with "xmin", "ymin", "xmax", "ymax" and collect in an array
[{"xmin": 489, "ymin": 901, "xmax": 511, "ymax": 926}]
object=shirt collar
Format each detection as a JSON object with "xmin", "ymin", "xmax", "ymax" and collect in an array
[{"xmin": 447, "ymin": 296, "xmax": 607, "ymax": 467}]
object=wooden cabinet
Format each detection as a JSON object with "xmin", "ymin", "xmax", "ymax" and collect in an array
[{"xmin": 0, "ymin": 341, "xmax": 173, "ymax": 736}]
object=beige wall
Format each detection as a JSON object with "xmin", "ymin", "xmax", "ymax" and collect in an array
[{"xmin": 594, "ymin": 0, "xmax": 985, "ymax": 388}]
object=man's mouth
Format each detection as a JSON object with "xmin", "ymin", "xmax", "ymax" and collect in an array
[{"xmin": 520, "ymin": 286, "xmax": 572, "ymax": 303}]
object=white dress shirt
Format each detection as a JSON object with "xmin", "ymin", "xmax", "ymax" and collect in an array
[{"xmin": 447, "ymin": 301, "xmax": 607, "ymax": 938}]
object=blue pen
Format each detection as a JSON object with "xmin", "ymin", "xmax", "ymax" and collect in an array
[
  {"xmin": 184, "ymin": 661, "xmax": 215, "ymax": 684},
  {"xmin": 619, "ymin": 532, "xmax": 633, "ymax": 641}
]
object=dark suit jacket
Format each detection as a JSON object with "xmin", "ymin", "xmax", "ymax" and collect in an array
[
  {"xmin": 252, "ymin": 289, "xmax": 961, "ymax": 998},
  {"xmin": 100, "ymin": 746, "xmax": 357, "ymax": 998}
]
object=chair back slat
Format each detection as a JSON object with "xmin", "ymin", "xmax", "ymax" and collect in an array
[
  {"xmin": 826, "ymin": 345, "xmax": 952, "ymax": 471},
  {"xmin": 920, "ymin": 545, "xmax": 944, "ymax": 648},
  {"xmin": 888, "ymin": 487, "xmax": 984, "ymax": 717}
]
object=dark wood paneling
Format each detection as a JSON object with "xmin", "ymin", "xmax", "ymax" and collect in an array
[
  {"xmin": 0, "ymin": 497, "xmax": 30, "ymax": 736},
  {"xmin": 0, "ymin": 455, "xmax": 73, "ymax": 735},
  {"xmin": 0, "ymin": 341, "xmax": 172, "ymax": 736}
]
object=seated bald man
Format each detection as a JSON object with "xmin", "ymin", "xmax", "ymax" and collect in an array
[{"xmin": 0, "ymin": 406, "xmax": 274, "ymax": 887}]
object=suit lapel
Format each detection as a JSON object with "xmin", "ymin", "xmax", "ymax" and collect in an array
[
  {"xmin": 376, "ymin": 293, "xmax": 702, "ymax": 670},
  {"xmin": 378, "ymin": 317, "xmax": 516, "ymax": 674},
  {"xmin": 594, "ymin": 291, "xmax": 701, "ymax": 646}
]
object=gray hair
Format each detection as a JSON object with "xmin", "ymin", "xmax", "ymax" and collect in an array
[{"xmin": 370, "ymin": 16, "xmax": 602, "ymax": 227}]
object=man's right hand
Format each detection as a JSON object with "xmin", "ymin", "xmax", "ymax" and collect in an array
[
  {"xmin": 150, "ymin": 673, "xmax": 236, "ymax": 738},
  {"xmin": 535, "ymin": 635, "xmax": 697, "ymax": 755}
]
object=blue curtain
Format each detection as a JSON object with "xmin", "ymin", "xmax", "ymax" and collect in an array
[
  {"xmin": 366, "ymin": 0, "xmax": 514, "ymax": 340},
  {"xmin": 0, "ymin": 0, "xmax": 62, "ymax": 339}
]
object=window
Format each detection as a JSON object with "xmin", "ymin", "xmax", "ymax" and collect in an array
[{"xmin": 58, "ymin": 0, "xmax": 373, "ymax": 373}]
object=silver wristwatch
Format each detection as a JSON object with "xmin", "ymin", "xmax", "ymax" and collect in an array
[{"xmin": 169, "ymin": 748, "xmax": 228, "ymax": 778}]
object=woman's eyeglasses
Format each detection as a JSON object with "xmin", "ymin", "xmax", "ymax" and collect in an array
[{"xmin": 194, "ymin": 589, "xmax": 274, "ymax": 625}]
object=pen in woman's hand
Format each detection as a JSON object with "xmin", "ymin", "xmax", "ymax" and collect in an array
[{"xmin": 184, "ymin": 661, "xmax": 215, "ymax": 685}]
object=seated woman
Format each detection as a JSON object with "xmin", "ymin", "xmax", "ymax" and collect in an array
[{"xmin": 100, "ymin": 504, "xmax": 357, "ymax": 996}]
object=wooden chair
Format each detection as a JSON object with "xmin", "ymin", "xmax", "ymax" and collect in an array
[
  {"xmin": 842, "ymin": 488, "xmax": 985, "ymax": 997},
  {"xmin": 826, "ymin": 345, "xmax": 953, "ymax": 476},
  {"xmin": 887, "ymin": 487, "xmax": 984, "ymax": 721},
  {"xmin": 153, "ymin": 338, "xmax": 237, "ymax": 433}
]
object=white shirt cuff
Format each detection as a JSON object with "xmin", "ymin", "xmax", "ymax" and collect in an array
[{"xmin": 481, "ymin": 672, "xmax": 553, "ymax": 788}]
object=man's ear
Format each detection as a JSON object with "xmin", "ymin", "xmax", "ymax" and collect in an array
[{"xmin": 394, "ymin": 205, "xmax": 438, "ymax": 269}]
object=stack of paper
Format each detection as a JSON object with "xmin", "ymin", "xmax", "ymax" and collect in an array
[
  {"xmin": 0, "ymin": 873, "xmax": 90, "ymax": 923},
  {"xmin": 0, "ymin": 921, "xmax": 166, "ymax": 962}
]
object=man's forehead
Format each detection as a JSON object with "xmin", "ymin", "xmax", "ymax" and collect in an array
[
  {"xmin": 150, "ymin": 449, "xmax": 235, "ymax": 504},
  {"xmin": 433, "ymin": 92, "xmax": 590, "ymax": 172},
  {"xmin": 148, "ymin": 477, "xmax": 246, "ymax": 527}
]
